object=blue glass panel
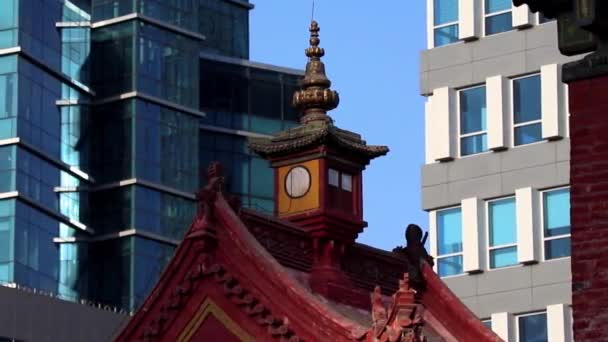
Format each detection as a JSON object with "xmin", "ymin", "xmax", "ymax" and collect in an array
[
  {"xmin": 485, "ymin": 12, "xmax": 513, "ymax": 35},
  {"xmin": 485, "ymin": 0, "xmax": 512, "ymax": 14},
  {"xmin": 461, "ymin": 134, "xmax": 488, "ymax": 156},
  {"xmin": 0, "ymin": 55, "xmax": 17, "ymax": 75},
  {"xmin": 437, "ymin": 208, "xmax": 462, "ymax": 255},
  {"xmin": 490, "ymin": 246, "xmax": 518, "ymax": 268},
  {"xmin": 0, "ymin": 74, "xmax": 17, "ymax": 119},
  {"xmin": 434, "ymin": 25, "xmax": 459, "ymax": 47},
  {"xmin": 0, "ymin": 262, "xmax": 10, "ymax": 282},
  {"xmin": 489, "ymin": 198, "xmax": 516, "ymax": 246},
  {"xmin": 438, "ymin": 255, "xmax": 463, "ymax": 277},
  {"xmin": 544, "ymin": 189, "xmax": 570, "ymax": 237},
  {"xmin": 545, "ymin": 237, "xmax": 570, "ymax": 260},
  {"xmin": 460, "ymin": 87, "xmax": 487, "ymax": 134},
  {"xmin": 515, "ymin": 123, "xmax": 542, "ymax": 146},
  {"xmin": 519, "ymin": 313, "xmax": 548, "ymax": 342},
  {"xmin": 434, "ymin": 0, "xmax": 459, "ymax": 25},
  {"xmin": 514, "ymin": 75, "xmax": 541, "ymax": 124},
  {"xmin": 0, "ymin": 118, "xmax": 15, "ymax": 139},
  {"xmin": 0, "ymin": 146, "xmax": 15, "ymax": 169},
  {"xmin": 0, "ymin": 217, "xmax": 12, "ymax": 262},
  {"xmin": 483, "ymin": 321, "xmax": 492, "ymax": 329},
  {"xmin": 0, "ymin": 0, "xmax": 16, "ymax": 30}
]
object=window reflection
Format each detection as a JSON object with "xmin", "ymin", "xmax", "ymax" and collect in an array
[
  {"xmin": 485, "ymin": 0, "xmax": 513, "ymax": 36},
  {"xmin": 433, "ymin": 0, "xmax": 459, "ymax": 47},
  {"xmin": 488, "ymin": 198, "xmax": 518, "ymax": 268},
  {"xmin": 513, "ymin": 75, "xmax": 542, "ymax": 146},
  {"xmin": 436, "ymin": 207, "xmax": 463, "ymax": 277},
  {"xmin": 543, "ymin": 188, "xmax": 571, "ymax": 260},
  {"xmin": 518, "ymin": 312, "xmax": 548, "ymax": 342},
  {"xmin": 459, "ymin": 86, "xmax": 488, "ymax": 156}
]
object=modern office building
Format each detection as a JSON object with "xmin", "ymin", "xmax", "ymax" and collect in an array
[
  {"xmin": 421, "ymin": 1, "xmax": 576, "ymax": 341},
  {"xmin": 0, "ymin": 1, "xmax": 302, "ymax": 331}
]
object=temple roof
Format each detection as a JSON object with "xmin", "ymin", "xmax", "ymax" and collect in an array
[
  {"xmin": 248, "ymin": 121, "xmax": 389, "ymax": 159},
  {"xmin": 115, "ymin": 163, "xmax": 502, "ymax": 342},
  {"xmin": 249, "ymin": 21, "xmax": 389, "ymax": 160}
]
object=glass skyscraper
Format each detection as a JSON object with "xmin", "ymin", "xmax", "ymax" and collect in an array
[{"xmin": 0, "ymin": 0, "xmax": 301, "ymax": 311}]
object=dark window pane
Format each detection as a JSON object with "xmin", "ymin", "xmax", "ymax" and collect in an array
[
  {"xmin": 519, "ymin": 313, "xmax": 548, "ymax": 342},
  {"xmin": 460, "ymin": 87, "xmax": 487, "ymax": 134},
  {"xmin": 485, "ymin": 12, "xmax": 513, "ymax": 35},
  {"xmin": 515, "ymin": 123, "xmax": 542, "ymax": 146},
  {"xmin": 434, "ymin": 25, "xmax": 459, "ymax": 47},
  {"xmin": 438, "ymin": 255, "xmax": 463, "ymax": 277},
  {"xmin": 461, "ymin": 134, "xmax": 488, "ymax": 156},
  {"xmin": 514, "ymin": 75, "xmax": 541, "ymax": 124},
  {"xmin": 545, "ymin": 237, "xmax": 571, "ymax": 260}
]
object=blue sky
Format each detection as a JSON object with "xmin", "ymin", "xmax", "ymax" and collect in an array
[{"xmin": 249, "ymin": 1, "xmax": 428, "ymax": 250}]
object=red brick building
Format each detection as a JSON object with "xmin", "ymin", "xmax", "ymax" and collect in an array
[{"xmin": 115, "ymin": 21, "xmax": 501, "ymax": 342}]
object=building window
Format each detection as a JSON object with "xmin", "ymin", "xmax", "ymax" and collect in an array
[
  {"xmin": 485, "ymin": 0, "xmax": 513, "ymax": 36},
  {"xmin": 341, "ymin": 173, "xmax": 353, "ymax": 192},
  {"xmin": 513, "ymin": 75, "xmax": 542, "ymax": 146},
  {"xmin": 436, "ymin": 207, "xmax": 463, "ymax": 277},
  {"xmin": 459, "ymin": 86, "xmax": 487, "ymax": 156},
  {"xmin": 328, "ymin": 169, "xmax": 339, "ymax": 187},
  {"xmin": 433, "ymin": 0, "xmax": 459, "ymax": 47},
  {"xmin": 543, "ymin": 188, "xmax": 571, "ymax": 260},
  {"xmin": 518, "ymin": 312, "xmax": 548, "ymax": 342},
  {"xmin": 482, "ymin": 320, "xmax": 492, "ymax": 329},
  {"xmin": 328, "ymin": 168, "xmax": 352, "ymax": 191},
  {"xmin": 488, "ymin": 198, "xmax": 517, "ymax": 269},
  {"xmin": 327, "ymin": 168, "xmax": 354, "ymax": 213}
]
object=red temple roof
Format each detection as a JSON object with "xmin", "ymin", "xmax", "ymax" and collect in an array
[{"xmin": 115, "ymin": 169, "xmax": 502, "ymax": 342}]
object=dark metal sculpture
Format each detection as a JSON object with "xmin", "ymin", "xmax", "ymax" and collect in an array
[
  {"xmin": 393, "ymin": 224, "xmax": 435, "ymax": 294},
  {"xmin": 513, "ymin": 0, "xmax": 608, "ymax": 82}
]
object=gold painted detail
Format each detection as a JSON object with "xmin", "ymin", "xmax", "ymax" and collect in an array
[
  {"xmin": 293, "ymin": 21, "xmax": 339, "ymax": 124},
  {"xmin": 278, "ymin": 160, "xmax": 320, "ymax": 216},
  {"xmin": 178, "ymin": 297, "xmax": 255, "ymax": 342}
]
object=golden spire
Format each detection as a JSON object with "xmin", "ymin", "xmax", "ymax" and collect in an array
[{"xmin": 293, "ymin": 21, "xmax": 340, "ymax": 125}]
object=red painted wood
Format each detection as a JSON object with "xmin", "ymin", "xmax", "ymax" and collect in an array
[
  {"xmin": 188, "ymin": 315, "xmax": 243, "ymax": 342},
  {"xmin": 116, "ymin": 189, "xmax": 500, "ymax": 342}
]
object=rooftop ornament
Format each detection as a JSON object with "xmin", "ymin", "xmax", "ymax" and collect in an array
[
  {"xmin": 513, "ymin": 0, "xmax": 608, "ymax": 82},
  {"xmin": 293, "ymin": 21, "xmax": 340, "ymax": 125}
]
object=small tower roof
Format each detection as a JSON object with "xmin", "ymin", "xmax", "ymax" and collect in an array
[{"xmin": 249, "ymin": 21, "xmax": 389, "ymax": 161}]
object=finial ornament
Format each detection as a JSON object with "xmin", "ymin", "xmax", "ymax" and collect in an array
[{"xmin": 293, "ymin": 21, "xmax": 340, "ymax": 124}]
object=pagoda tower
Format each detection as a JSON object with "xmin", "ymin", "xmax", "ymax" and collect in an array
[{"xmin": 249, "ymin": 21, "xmax": 388, "ymax": 303}]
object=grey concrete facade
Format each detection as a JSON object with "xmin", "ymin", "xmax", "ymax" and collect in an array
[
  {"xmin": 0, "ymin": 285, "xmax": 127, "ymax": 342},
  {"xmin": 443, "ymin": 258, "xmax": 571, "ymax": 319},
  {"xmin": 421, "ymin": 11, "xmax": 573, "ymax": 341},
  {"xmin": 422, "ymin": 138, "xmax": 570, "ymax": 210},
  {"xmin": 420, "ymin": 22, "xmax": 579, "ymax": 96}
]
